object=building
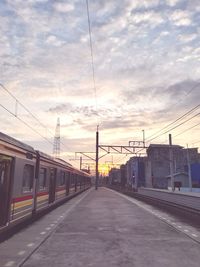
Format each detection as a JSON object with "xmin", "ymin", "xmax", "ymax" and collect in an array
[
  {"xmin": 126, "ymin": 157, "xmax": 146, "ymax": 190},
  {"xmin": 191, "ymin": 163, "xmax": 200, "ymax": 187},
  {"xmin": 108, "ymin": 144, "xmax": 200, "ymax": 190},
  {"xmin": 147, "ymin": 144, "xmax": 200, "ymax": 189},
  {"xmin": 120, "ymin": 164, "xmax": 127, "ymax": 187},
  {"xmin": 108, "ymin": 168, "xmax": 121, "ymax": 185}
]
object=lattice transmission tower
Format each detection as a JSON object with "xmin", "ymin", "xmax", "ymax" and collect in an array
[{"xmin": 53, "ymin": 117, "xmax": 60, "ymax": 158}]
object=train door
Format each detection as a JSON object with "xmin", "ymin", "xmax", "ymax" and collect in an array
[
  {"xmin": 49, "ymin": 168, "xmax": 56, "ymax": 204},
  {"xmin": 0, "ymin": 155, "xmax": 13, "ymax": 226},
  {"xmin": 66, "ymin": 172, "xmax": 70, "ymax": 196},
  {"xmin": 75, "ymin": 174, "xmax": 77, "ymax": 192}
]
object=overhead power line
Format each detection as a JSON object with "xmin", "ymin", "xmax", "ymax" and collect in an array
[
  {"xmin": 0, "ymin": 103, "xmax": 53, "ymax": 145},
  {"xmin": 135, "ymin": 104, "xmax": 200, "ymax": 155},
  {"xmin": 0, "ymin": 83, "xmax": 72, "ymax": 157},
  {"xmin": 146, "ymin": 104, "xmax": 200, "ymax": 141},
  {"xmin": 166, "ymin": 81, "xmax": 200, "ymax": 111},
  {"xmin": 174, "ymin": 121, "xmax": 200, "ymax": 138},
  {"xmin": 147, "ymin": 111, "xmax": 200, "ymax": 143},
  {"xmin": 86, "ymin": 0, "xmax": 98, "ymax": 119},
  {"xmin": 145, "ymin": 79, "xmax": 200, "ymax": 142},
  {"xmin": 0, "ymin": 83, "xmax": 54, "ymax": 137}
]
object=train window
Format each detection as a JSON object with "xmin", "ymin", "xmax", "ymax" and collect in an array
[
  {"xmin": 71, "ymin": 175, "xmax": 74, "ymax": 185},
  {"xmin": 0, "ymin": 162, "xmax": 5, "ymax": 185},
  {"xmin": 22, "ymin": 164, "xmax": 34, "ymax": 192},
  {"xmin": 39, "ymin": 167, "xmax": 47, "ymax": 190},
  {"xmin": 59, "ymin": 171, "xmax": 65, "ymax": 186}
]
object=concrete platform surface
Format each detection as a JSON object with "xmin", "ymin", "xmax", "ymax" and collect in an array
[{"xmin": 1, "ymin": 187, "xmax": 200, "ymax": 267}]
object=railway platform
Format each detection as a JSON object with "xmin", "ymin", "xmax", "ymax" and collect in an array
[
  {"xmin": 0, "ymin": 187, "xmax": 200, "ymax": 267},
  {"xmin": 138, "ymin": 187, "xmax": 200, "ymax": 212}
]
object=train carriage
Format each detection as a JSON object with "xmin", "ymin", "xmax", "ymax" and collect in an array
[
  {"xmin": 0, "ymin": 132, "xmax": 37, "ymax": 227},
  {"xmin": 0, "ymin": 132, "xmax": 91, "ymax": 234}
]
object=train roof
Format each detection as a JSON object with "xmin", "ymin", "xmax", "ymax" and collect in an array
[
  {"xmin": 0, "ymin": 132, "xmax": 35, "ymax": 152},
  {"xmin": 54, "ymin": 157, "xmax": 72, "ymax": 167},
  {"xmin": 37, "ymin": 151, "xmax": 90, "ymax": 175},
  {"xmin": 37, "ymin": 150, "xmax": 54, "ymax": 160},
  {"xmin": 0, "ymin": 132, "xmax": 91, "ymax": 177},
  {"xmin": 148, "ymin": 144, "xmax": 183, "ymax": 149},
  {"xmin": 37, "ymin": 151, "xmax": 72, "ymax": 167}
]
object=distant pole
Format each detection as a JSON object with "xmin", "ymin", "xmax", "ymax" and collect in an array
[
  {"xmin": 142, "ymin": 129, "xmax": 145, "ymax": 147},
  {"xmin": 80, "ymin": 156, "xmax": 82, "ymax": 170},
  {"xmin": 169, "ymin": 134, "xmax": 174, "ymax": 191},
  {"xmin": 95, "ymin": 126, "xmax": 99, "ymax": 190},
  {"xmin": 186, "ymin": 144, "xmax": 192, "ymax": 192}
]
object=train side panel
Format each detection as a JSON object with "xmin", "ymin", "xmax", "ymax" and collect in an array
[
  {"xmin": 0, "ymin": 153, "xmax": 14, "ymax": 227},
  {"xmin": 0, "ymin": 132, "xmax": 92, "ymax": 235},
  {"xmin": 10, "ymin": 157, "xmax": 36, "ymax": 223}
]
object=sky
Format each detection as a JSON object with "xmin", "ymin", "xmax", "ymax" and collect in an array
[{"xmin": 0, "ymin": 0, "xmax": 200, "ymax": 171}]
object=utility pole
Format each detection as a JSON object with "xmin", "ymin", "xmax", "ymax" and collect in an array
[
  {"xmin": 186, "ymin": 144, "xmax": 192, "ymax": 192},
  {"xmin": 142, "ymin": 129, "xmax": 145, "ymax": 147},
  {"xmin": 169, "ymin": 134, "xmax": 174, "ymax": 191},
  {"xmin": 80, "ymin": 156, "xmax": 82, "ymax": 170},
  {"xmin": 95, "ymin": 126, "xmax": 99, "ymax": 190}
]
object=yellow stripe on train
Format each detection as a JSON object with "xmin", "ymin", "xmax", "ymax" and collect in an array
[
  {"xmin": 11, "ymin": 199, "xmax": 33, "ymax": 210},
  {"xmin": 56, "ymin": 189, "xmax": 66, "ymax": 196},
  {"xmin": 37, "ymin": 194, "xmax": 48, "ymax": 202}
]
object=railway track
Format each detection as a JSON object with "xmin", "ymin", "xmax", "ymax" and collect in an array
[{"xmin": 108, "ymin": 185, "xmax": 200, "ymax": 224}]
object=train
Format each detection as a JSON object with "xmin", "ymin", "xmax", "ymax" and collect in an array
[{"xmin": 0, "ymin": 132, "xmax": 91, "ymax": 234}]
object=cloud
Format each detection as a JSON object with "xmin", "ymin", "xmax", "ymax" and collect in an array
[
  {"xmin": 48, "ymin": 103, "xmax": 117, "ymax": 119},
  {"xmin": 160, "ymin": 31, "xmax": 170, "ymax": 36},
  {"xmin": 170, "ymin": 10, "xmax": 192, "ymax": 26},
  {"xmin": 128, "ymin": 0, "xmax": 160, "ymax": 10},
  {"xmin": 1, "ymin": 0, "xmax": 200, "ymax": 155},
  {"xmin": 178, "ymin": 33, "xmax": 197, "ymax": 43},
  {"xmin": 176, "ymin": 45, "xmax": 200, "ymax": 62},
  {"xmin": 129, "ymin": 11, "xmax": 164, "ymax": 27},
  {"xmin": 166, "ymin": 80, "xmax": 200, "ymax": 106},
  {"xmin": 165, "ymin": 0, "xmax": 181, "ymax": 7},
  {"xmin": 53, "ymin": 2, "xmax": 74, "ymax": 13},
  {"xmin": 186, "ymin": 0, "xmax": 200, "ymax": 12},
  {"xmin": 101, "ymin": 119, "xmax": 150, "ymax": 130},
  {"xmin": 46, "ymin": 35, "xmax": 65, "ymax": 47}
]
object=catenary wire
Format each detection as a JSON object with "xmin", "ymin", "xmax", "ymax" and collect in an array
[
  {"xmin": 0, "ymin": 103, "xmax": 73, "ymax": 159},
  {"xmin": 174, "ymin": 121, "xmax": 200, "ymax": 138},
  {"xmin": 146, "ymin": 81, "xmax": 200, "ymax": 140},
  {"xmin": 135, "ymin": 108, "xmax": 200, "ymax": 155},
  {"xmin": 0, "ymin": 103, "xmax": 54, "ymax": 146},
  {"xmin": 0, "ymin": 83, "xmax": 73, "ymax": 154},
  {"xmin": 0, "ymin": 83, "xmax": 54, "ymax": 136},
  {"xmin": 86, "ymin": 0, "xmax": 99, "ymax": 122},
  {"xmin": 147, "ymin": 112, "xmax": 200, "ymax": 143},
  {"xmin": 146, "ymin": 104, "xmax": 200, "ymax": 141}
]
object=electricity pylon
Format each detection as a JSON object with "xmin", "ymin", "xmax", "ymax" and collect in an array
[{"xmin": 53, "ymin": 117, "xmax": 60, "ymax": 158}]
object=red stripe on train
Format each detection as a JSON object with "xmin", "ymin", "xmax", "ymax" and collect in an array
[
  {"xmin": 37, "ymin": 191, "xmax": 48, "ymax": 197},
  {"xmin": 12, "ymin": 188, "xmax": 67, "ymax": 203},
  {"xmin": 56, "ymin": 186, "xmax": 66, "ymax": 192},
  {"xmin": 12, "ymin": 194, "xmax": 33, "ymax": 203}
]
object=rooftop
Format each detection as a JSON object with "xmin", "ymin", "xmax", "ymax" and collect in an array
[{"xmin": 148, "ymin": 144, "xmax": 183, "ymax": 149}]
